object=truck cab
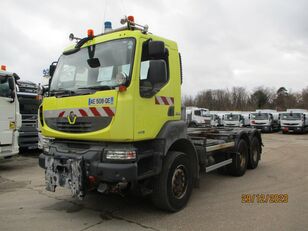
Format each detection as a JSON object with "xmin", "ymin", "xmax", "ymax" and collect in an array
[
  {"xmin": 280, "ymin": 109, "xmax": 308, "ymax": 133},
  {"xmin": 223, "ymin": 112, "xmax": 245, "ymax": 127},
  {"xmin": 208, "ymin": 113, "xmax": 221, "ymax": 127},
  {"xmin": 16, "ymin": 80, "xmax": 40, "ymax": 150},
  {"xmin": 186, "ymin": 107, "xmax": 210, "ymax": 127},
  {"xmin": 250, "ymin": 110, "xmax": 280, "ymax": 132},
  {"xmin": 0, "ymin": 65, "xmax": 21, "ymax": 159}
]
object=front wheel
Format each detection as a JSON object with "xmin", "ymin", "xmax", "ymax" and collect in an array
[{"xmin": 151, "ymin": 151, "xmax": 193, "ymax": 212}]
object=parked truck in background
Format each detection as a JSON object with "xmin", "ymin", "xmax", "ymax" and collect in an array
[
  {"xmin": 222, "ymin": 112, "xmax": 250, "ymax": 127},
  {"xmin": 38, "ymin": 17, "xmax": 263, "ymax": 211},
  {"xmin": 16, "ymin": 80, "xmax": 40, "ymax": 150},
  {"xmin": 280, "ymin": 109, "xmax": 308, "ymax": 134},
  {"xmin": 208, "ymin": 113, "xmax": 222, "ymax": 127},
  {"xmin": 250, "ymin": 109, "xmax": 280, "ymax": 132},
  {"xmin": 0, "ymin": 65, "xmax": 21, "ymax": 159},
  {"xmin": 186, "ymin": 106, "xmax": 211, "ymax": 127}
]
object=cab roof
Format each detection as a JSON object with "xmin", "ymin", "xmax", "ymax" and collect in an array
[{"xmin": 64, "ymin": 29, "xmax": 178, "ymax": 53}]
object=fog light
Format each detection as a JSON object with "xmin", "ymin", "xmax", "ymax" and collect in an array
[{"xmin": 106, "ymin": 150, "xmax": 136, "ymax": 160}]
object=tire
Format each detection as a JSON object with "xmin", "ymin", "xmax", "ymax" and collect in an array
[
  {"xmin": 247, "ymin": 137, "xmax": 260, "ymax": 169},
  {"xmin": 151, "ymin": 151, "xmax": 193, "ymax": 212},
  {"xmin": 228, "ymin": 139, "xmax": 248, "ymax": 176}
]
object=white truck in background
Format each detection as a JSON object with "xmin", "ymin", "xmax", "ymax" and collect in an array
[
  {"xmin": 280, "ymin": 109, "xmax": 308, "ymax": 134},
  {"xmin": 208, "ymin": 113, "xmax": 222, "ymax": 127},
  {"xmin": 222, "ymin": 112, "xmax": 250, "ymax": 127},
  {"xmin": 250, "ymin": 109, "xmax": 280, "ymax": 132},
  {"xmin": 16, "ymin": 80, "xmax": 40, "ymax": 150},
  {"xmin": 0, "ymin": 65, "xmax": 21, "ymax": 159},
  {"xmin": 186, "ymin": 107, "xmax": 211, "ymax": 127}
]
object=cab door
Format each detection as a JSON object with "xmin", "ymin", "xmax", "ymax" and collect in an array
[
  {"xmin": 0, "ymin": 76, "xmax": 15, "ymax": 145},
  {"xmin": 134, "ymin": 38, "xmax": 181, "ymax": 140}
]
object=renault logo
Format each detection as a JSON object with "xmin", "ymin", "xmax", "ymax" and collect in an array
[{"xmin": 67, "ymin": 111, "xmax": 77, "ymax": 125}]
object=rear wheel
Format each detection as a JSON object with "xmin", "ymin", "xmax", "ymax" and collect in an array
[
  {"xmin": 248, "ymin": 137, "xmax": 260, "ymax": 169},
  {"xmin": 228, "ymin": 139, "xmax": 248, "ymax": 176},
  {"xmin": 151, "ymin": 151, "xmax": 193, "ymax": 212}
]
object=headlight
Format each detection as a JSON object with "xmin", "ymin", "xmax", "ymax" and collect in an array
[{"xmin": 105, "ymin": 150, "xmax": 136, "ymax": 160}]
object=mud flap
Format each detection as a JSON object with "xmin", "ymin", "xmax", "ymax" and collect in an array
[{"xmin": 45, "ymin": 156, "xmax": 86, "ymax": 199}]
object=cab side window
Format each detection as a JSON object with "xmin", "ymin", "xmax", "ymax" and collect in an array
[
  {"xmin": 194, "ymin": 110, "xmax": 201, "ymax": 116},
  {"xmin": 0, "ymin": 77, "xmax": 11, "ymax": 98},
  {"xmin": 140, "ymin": 40, "xmax": 169, "ymax": 98}
]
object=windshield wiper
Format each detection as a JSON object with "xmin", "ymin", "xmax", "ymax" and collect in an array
[
  {"xmin": 78, "ymin": 86, "xmax": 112, "ymax": 91},
  {"xmin": 50, "ymin": 89, "xmax": 76, "ymax": 97}
]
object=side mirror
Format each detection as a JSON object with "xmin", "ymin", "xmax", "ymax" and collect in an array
[
  {"xmin": 8, "ymin": 77, "xmax": 15, "ymax": 91},
  {"xmin": 148, "ymin": 41, "xmax": 165, "ymax": 58},
  {"xmin": 7, "ymin": 77, "xmax": 15, "ymax": 102},
  {"xmin": 87, "ymin": 58, "xmax": 101, "ymax": 68},
  {"xmin": 10, "ymin": 90, "xmax": 15, "ymax": 101},
  {"xmin": 38, "ymin": 84, "xmax": 49, "ymax": 96},
  {"xmin": 49, "ymin": 62, "xmax": 58, "ymax": 77}
]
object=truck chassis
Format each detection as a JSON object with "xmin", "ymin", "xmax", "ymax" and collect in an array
[{"xmin": 39, "ymin": 124, "xmax": 262, "ymax": 211}]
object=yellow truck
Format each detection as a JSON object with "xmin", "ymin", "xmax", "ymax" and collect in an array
[{"xmin": 38, "ymin": 16, "xmax": 262, "ymax": 211}]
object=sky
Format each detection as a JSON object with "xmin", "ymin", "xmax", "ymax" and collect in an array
[{"xmin": 1, "ymin": 0, "xmax": 308, "ymax": 96}]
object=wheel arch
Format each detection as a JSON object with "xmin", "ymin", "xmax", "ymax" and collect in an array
[{"xmin": 168, "ymin": 138, "xmax": 199, "ymax": 187}]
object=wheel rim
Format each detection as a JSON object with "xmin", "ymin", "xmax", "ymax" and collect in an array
[
  {"xmin": 171, "ymin": 165, "xmax": 188, "ymax": 199},
  {"xmin": 239, "ymin": 146, "xmax": 246, "ymax": 168}
]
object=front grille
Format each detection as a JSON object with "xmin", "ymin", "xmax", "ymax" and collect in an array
[
  {"xmin": 45, "ymin": 117, "xmax": 112, "ymax": 133},
  {"xmin": 284, "ymin": 123, "xmax": 299, "ymax": 126},
  {"xmin": 56, "ymin": 121, "xmax": 92, "ymax": 132}
]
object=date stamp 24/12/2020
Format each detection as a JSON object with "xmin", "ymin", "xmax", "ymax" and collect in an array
[{"xmin": 241, "ymin": 194, "xmax": 288, "ymax": 203}]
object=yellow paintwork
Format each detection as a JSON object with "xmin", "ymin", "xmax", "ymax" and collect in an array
[{"xmin": 41, "ymin": 29, "xmax": 181, "ymax": 142}]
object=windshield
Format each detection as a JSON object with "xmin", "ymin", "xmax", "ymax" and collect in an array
[
  {"xmin": 50, "ymin": 38, "xmax": 135, "ymax": 94},
  {"xmin": 201, "ymin": 110, "xmax": 209, "ymax": 117},
  {"xmin": 225, "ymin": 114, "xmax": 239, "ymax": 121},
  {"xmin": 251, "ymin": 113, "xmax": 269, "ymax": 120},
  {"xmin": 194, "ymin": 109, "xmax": 209, "ymax": 117},
  {"xmin": 281, "ymin": 113, "xmax": 302, "ymax": 120}
]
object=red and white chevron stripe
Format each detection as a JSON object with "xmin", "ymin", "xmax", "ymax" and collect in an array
[
  {"xmin": 44, "ymin": 107, "xmax": 115, "ymax": 118},
  {"xmin": 155, "ymin": 96, "xmax": 174, "ymax": 105}
]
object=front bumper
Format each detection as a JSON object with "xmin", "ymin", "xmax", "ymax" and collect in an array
[
  {"xmin": 38, "ymin": 140, "xmax": 159, "ymax": 197},
  {"xmin": 281, "ymin": 126, "xmax": 303, "ymax": 133},
  {"xmin": 252, "ymin": 125, "xmax": 271, "ymax": 131},
  {"xmin": 39, "ymin": 153, "xmax": 138, "ymax": 183}
]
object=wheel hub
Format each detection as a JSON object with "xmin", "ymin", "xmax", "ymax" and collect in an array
[{"xmin": 171, "ymin": 165, "xmax": 188, "ymax": 199}]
